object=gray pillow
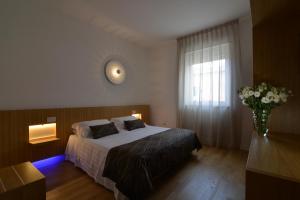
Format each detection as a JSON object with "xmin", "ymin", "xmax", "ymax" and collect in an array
[
  {"xmin": 124, "ymin": 119, "xmax": 145, "ymax": 131},
  {"xmin": 89, "ymin": 122, "xmax": 119, "ymax": 139}
]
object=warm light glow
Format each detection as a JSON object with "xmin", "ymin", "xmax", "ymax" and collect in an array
[
  {"xmin": 105, "ymin": 60, "xmax": 126, "ymax": 84},
  {"xmin": 29, "ymin": 123, "xmax": 56, "ymax": 141},
  {"xmin": 112, "ymin": 67, "xmax": 121, "ymax": 77},
  {"xmin": 132, "ymin": 113, "xmax": 142, "ymax": 120}
]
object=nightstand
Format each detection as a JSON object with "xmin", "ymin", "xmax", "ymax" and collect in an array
[{"xmin": 0, "ymin": 162, "xmax": 45, "ymax": 200}]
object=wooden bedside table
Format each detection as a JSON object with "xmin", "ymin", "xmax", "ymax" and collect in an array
[{"xmin": 0, "ymin": 162, "xmax": 45, "ymax": 200}]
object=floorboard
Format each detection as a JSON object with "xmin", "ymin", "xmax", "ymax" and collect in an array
[{"xmin": 45, "ymin": 147, "xmax": 248, "ymax": 200}]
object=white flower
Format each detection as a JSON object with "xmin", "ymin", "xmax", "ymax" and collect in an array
[
  {"xmin": 261, "ymin": 97, "xmax": 271, "ymax": 104},
  {"xmin": 273, "ymin": 95, "xmax": 280, "ymax": 103},
  {"xmin": 258, "ymin": 85, "xmax": 265, "ymax": 92},
  {"xmin": 279, "ymin": 92, "xmax": 288, "ymax": 102},
  {"xmin": 259, "ymin": 82, "xmax": 267, "ymax": 90},
  {"xmin": 266, "ymin": 91, "xmax": 274, "ymax": 97},
  {"xmin": 271, "ymin": 87, "xmax": 278, "ymax": 94},
  {"xmin": 254, "ymin": 91, "xmax": 260, "ymax": 97},
  {"xmin": 242, "ymin": 100, "xmax": 248, "ymax": 105},
  {"xmin": 261, "ymin": 82, "xmax": 267, "ymax": 86},
  {"xmin": 243, "ymin": 92, "xmax": 250, "ymax": 98},
  {"xmin": 268, "ymin": 95, "xmax": 275, "ymax": 102},
  {"xmin": 248, "ymin": 90, "xmax": 254, "ymax": 96},
  {"xmin": 240, "ymin": 84, "xmax": 290, "ymax": 107}
]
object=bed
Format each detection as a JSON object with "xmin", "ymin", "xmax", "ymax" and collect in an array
[{"xmin": 65, "ymin": 118, "xmax": 201, "ymax": 200}]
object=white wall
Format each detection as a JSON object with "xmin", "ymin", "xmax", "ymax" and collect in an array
[
  {"xmin": 149, "ymin": 16, "xmax": 253, "ymax": 149},
  {"xmin": 0, "ymin": 1, "xmax": 151, "ymax": 110},
  {"xmin": 0, "ymin": 1, "xmax": 253, "ymax": 149},
  {"xmin": 149, "ymin": 41, "xmax": 178, "ymax": 128}
]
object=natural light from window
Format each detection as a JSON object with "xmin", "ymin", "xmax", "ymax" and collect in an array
[{"xmin": 191, "ymin": 59, "xmax": 227, "ymax": 106}]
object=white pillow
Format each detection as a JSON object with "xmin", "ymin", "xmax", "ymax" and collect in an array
[
  {"xmin": 72, "ymin": 119, "xmax": 110, "ymax": 138},
  {"xmin": 110, "ymin": 116, "xmax": 137, "ymax": 130}
]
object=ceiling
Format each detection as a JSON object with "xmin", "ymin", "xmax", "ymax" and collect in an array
[{"xmin": 60, "ymin": 0, "xmax": 250, "ymax": 47}]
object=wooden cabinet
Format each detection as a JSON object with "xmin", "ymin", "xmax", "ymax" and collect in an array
[
  {"xmin": 251, "ymin": 0, "xmax": 300, "ymax": 138},
  {"xmin": 30, "ymin": 138, "xmax": 61, "ymax": 161},
  {"xmin": 0, "ymin": 162, "xmax": 45, "ymax": 200},
  {"xmin": 246, "ymin": 132, "xmax": 300, "ymax": 200}
]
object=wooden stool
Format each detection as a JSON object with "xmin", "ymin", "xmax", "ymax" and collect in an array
[{"xmin": 0, "ymin": 162, "xmax": 45, "ymax": 200}]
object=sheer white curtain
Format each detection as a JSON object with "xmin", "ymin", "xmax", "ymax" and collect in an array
[{"xmin": 177, "ymin": 21, "xmax": 242, "ymax": 148}]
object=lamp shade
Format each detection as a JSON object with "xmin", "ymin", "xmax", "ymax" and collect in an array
[{"xmin": 105, "ymin": 60, "xmax": 126, "ymax": 84}]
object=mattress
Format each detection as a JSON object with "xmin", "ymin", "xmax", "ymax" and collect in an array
[{"xmin": 65, "ymin": 125, "xmax": 169, "ymax": 200}]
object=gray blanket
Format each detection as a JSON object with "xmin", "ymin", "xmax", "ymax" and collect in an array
[{"xmin": 102, "ymin": 128, "xmax": 201, "ymax": 199}]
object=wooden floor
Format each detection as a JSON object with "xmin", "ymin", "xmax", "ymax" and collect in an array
[{"xmin": 44, "ymin": 147, "xmax": 248, "ymax": 200}]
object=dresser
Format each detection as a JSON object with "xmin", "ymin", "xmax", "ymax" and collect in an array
[
  {"xmin": 246, "ymin": 132, "xmax": 300, "ymax": 200},
  {"xmin": 0, "ymin": 162, "xmax": 45, "ymax": 200}
]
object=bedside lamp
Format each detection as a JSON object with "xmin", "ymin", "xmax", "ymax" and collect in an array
[{"xmin": 131, "ymin": 110, "xmax": 142, "ymax": 120}]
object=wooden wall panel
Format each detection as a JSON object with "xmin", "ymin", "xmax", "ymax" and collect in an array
[
  {"xmin": 250, "ymin": 0, "xmax": 299, "ymax": 26},
  {"xmin": 0, "ymin": 105, "xmax": 150, "ymax": 167},
  {"xmin": 251, "ymin": 0, "xmax": 300, "ymax": 134}
]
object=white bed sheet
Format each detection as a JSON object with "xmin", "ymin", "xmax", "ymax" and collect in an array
[{"xmin": 65, "ymin": 125, "xmax": 169, "ymax": 200}]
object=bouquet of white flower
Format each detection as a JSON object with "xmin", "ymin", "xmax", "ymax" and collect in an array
[{"xmin": 238, "ymin": 82, "xmax": 292, "ymax": 136}]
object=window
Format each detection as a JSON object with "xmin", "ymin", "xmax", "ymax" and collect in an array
[{"xmin": 185, "ymin": 43, "xmax": 230, "ymax": 107}]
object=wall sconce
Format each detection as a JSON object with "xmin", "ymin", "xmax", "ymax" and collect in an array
[
  {"xmin": 29, "ymin": 123, "xmax": 58, "ymax": 144},
  {"xmin": 131, "ymin": 110, "xmax": 142, "ymax": 120},
  {"xmin": 105, "ymin": 60, "xmax": 126, "ymax": 85}
]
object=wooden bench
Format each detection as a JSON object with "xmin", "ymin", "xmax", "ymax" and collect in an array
[{"xmin": 0, "ymin": 162, "xmax": 45, "ymax": 200}]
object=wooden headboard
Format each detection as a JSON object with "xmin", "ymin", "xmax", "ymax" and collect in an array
[{"xmin": 0, "ymin": 105, "xmax": 150, "ymax": 167}]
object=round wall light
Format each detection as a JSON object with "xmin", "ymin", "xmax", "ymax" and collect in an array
[{"xmin": 105, "ymin": 60, "xmax": 126, "ymax": 85}]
